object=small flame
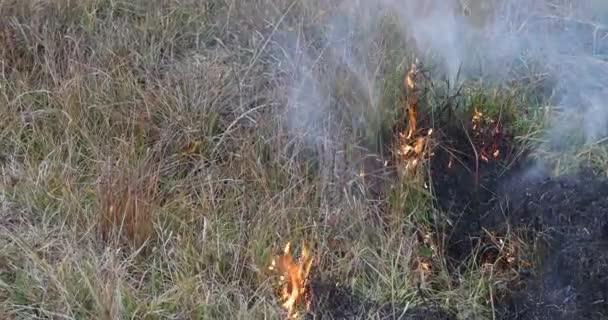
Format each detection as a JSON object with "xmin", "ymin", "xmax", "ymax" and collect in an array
[
  {"xmin": 471, "ymin": 107, "xmax": 502, "ymax": 163},
  {"xmin": 396, "ymin": 59, "xmax": 432, "ymax": 174},
  {"xmin": 472, "ymin": 108, "xmax": 483, "ymax": 131},
  {"xmin": 269, "ymin": 242, "xmax": 314, "ymax": 319},
  {"xmin": 405, "ymin": 60, "xmax": 420, "ymax": 139}
]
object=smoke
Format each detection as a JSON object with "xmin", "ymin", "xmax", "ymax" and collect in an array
[
  {"xmin": 404, "ymin": 0, "xmax": 608, "ymax": 147},
  {"xmin": 278, "ymin": 0, "xmax": 608, "ymax": 168}
]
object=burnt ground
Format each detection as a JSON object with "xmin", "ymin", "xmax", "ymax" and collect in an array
[
  {"xmin": 307, "ymin": 279, "xmax": 453, "ymax": 320},
  {"xmin": 307, "ymin": 116, "xmax": 608, "ymax": 319},
  {"xmin": 432, "ymin": 125, "xmax": 608, "ymax": 319},
  {"xmin": 502, "ymin": 171, "xmax": 608, "ymax": 319}
]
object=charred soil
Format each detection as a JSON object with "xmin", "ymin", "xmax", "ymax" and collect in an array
[
  {"xmin": 499, "ymin": 171, "xmax": 608, "ymax": 320},
  {"xmin": 307, "ymin": 279, "xmax": 454, "ymax": 320},
  {"xmin": 432, "ymin": 124, "xmax": 608, "ymax": 319}
]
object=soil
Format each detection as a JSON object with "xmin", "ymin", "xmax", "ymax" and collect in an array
[
  {"xmin": 498, "ymin": 170, "xmax": 608, "ymax": 320},
  {"xmin": 431, "ymin": 124, "xmax": 608, "ymax": 320},
  {"xmin": 313, "ymin": 117, "xmax": 608, "ymax": 319},
  {"xmin": 308, "ymin": 279, "xmax": 454, "ymax": 320}
]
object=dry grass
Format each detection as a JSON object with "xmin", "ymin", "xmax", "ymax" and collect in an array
[
  {"xmin": 0, "ymin": 0, "xmax": 602, "ymax": 319},
  {"xmin": 97, "ymin": 152, "xmax": 160, "ymax": 249}
]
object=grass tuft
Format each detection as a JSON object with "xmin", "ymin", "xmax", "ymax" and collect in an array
[
  {"xmin": 97, "ymin": 152, "xmax": 159, "ymax": 250},
  {"xmin": 1, "ymin": 1, "xmax": 603, "ymax": 319}
]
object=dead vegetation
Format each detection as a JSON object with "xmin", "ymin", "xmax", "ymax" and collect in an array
[
  {"xmin": 97, "ymin": 153, "xmax": 160, "ymax": 249},
  {"xmin": 0, "ymin": 0, "xmax": 606, "ymax": 319}
]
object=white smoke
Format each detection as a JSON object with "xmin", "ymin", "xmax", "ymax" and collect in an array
[{"xmin": 280, "ymin": 0, "xmax": 608, "ymax": 158}]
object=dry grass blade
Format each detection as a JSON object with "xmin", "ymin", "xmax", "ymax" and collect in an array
[
  {"xmin": 98, "ymin": 154, "xmax": 160, "ymax": 250},
  {"xmin": 2, "ymin": 0, "xmax": 601, "ymax": 319}
]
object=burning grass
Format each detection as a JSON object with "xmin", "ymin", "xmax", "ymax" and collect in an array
[
  {"xmin": 268, "ymin": 242, "xmax": 314, "ymax": 319},
  {"xmin": 394, "ymin": 59, "xmax": 436, "ymax": 186},
  {"xmin": 1, "ymin": 1, "xmax": 603, "ymax": 319},
  {"xmin": 472, "ymin": 107, "xmax": 503, "ymax": 164}
]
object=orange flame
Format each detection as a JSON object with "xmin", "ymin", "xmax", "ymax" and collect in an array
[
  {"xmin": 396, "ymin": 59, "xmax": 433, "ymax": 174},
  {"xmin": 269, "ymin": 242, "xmax": 314, "ymax": 319},
  {"xmin": 472, "ymin": 107, "xmax": 502, "ymax": 163},
  {"xmin": 405, "ymin": 60, "xmax": 420, "ymax": 139}
]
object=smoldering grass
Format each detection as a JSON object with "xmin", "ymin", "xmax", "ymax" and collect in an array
[{"xmin": 1, "ymin": 1, "xmax": 606, "ymax": 320}]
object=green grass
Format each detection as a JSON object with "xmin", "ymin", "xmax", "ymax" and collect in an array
[{"xmin": 0, "ymin": 1, "xmax": 605, "ymax": 319}]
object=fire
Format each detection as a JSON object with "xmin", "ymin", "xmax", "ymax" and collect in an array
[
  {"xmin": 396, "ymin": 59, "xmax": 432, "ymax": 174},
  {"xmin": 269, "ymin": 242, "xmax": 314, "ymax": 319},
  {"xmin": 472, "ymin": 107, "xmax": 502, "ymax": 163},
  {"xmin": 405, "ymin": 60, "xmax": 420, "ymax": 139}
]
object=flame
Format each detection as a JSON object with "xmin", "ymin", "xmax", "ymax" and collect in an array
[
  {"xmin": 405, "ymin": 60, "xmax": 420, "ymax": 139},
  {"xmin": 472, "ymin": 107, "xmax": 502, "ymax": 163},
  {"xmin": 472, "ymin": 108, "xmax": 483, "ymax": 131},
  {"xmin": 269, "ymin": 242, "xmax": 314, "ymax": 319},
  {"xmin": 396, "ymin": 59, "xmax": 433, "ymax": 174}
]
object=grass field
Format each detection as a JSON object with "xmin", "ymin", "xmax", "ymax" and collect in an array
[{"xmin": 1, "ymin": 1, "xmax": 607, "ymax": 319}]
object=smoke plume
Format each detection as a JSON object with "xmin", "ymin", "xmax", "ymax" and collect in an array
[{"xmin": 278, "ymin": 0, "xmax": 608, "ymax": 180}]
